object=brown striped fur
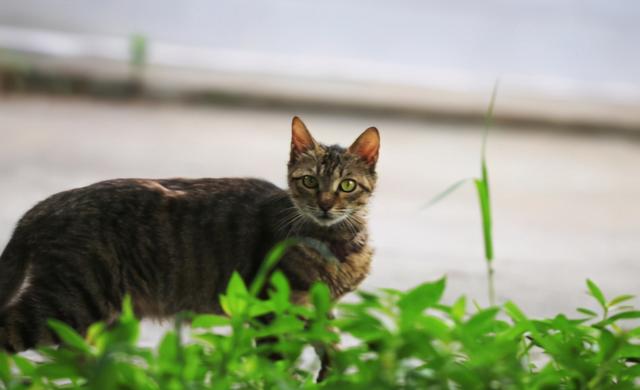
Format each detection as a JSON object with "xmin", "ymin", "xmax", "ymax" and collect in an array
[{"xmin": 0, "ymin": 117, "xmax": 380, "ymax": 352}]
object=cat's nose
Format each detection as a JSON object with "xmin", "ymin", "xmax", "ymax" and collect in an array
[
  {"xmin": 319, "ymin": 202, "xmax": 332, "ymax": 212},
  {"xmin": 318, "ymin": 194, "xmax": 335, "ymax": 212}
]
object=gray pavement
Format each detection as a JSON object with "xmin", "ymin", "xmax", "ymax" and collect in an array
[{"xmin": 1, "ymin": 96, "xmax": 639, "ymax": 343}]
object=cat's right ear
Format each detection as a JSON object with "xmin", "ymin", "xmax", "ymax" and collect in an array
[{"xmin": 291, "ymin": 116, "xmax": 316, "ymax": 158}]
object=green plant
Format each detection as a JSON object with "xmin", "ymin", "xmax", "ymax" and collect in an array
[
  {"xmin": 129, "ymin": 34, "xmax": 148, "ymax": 72},
  {"xmin": 0, "ymin": 273, "xmax": 638, "ymax": 389},
  {"xmin": 425, "ymin": 84, "xmax": 498, "ymax": 305}
]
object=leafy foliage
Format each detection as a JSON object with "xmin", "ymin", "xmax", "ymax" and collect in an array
[{"xmin": 0, "ymin": 277, "xmax": 637, "ymax": 389}]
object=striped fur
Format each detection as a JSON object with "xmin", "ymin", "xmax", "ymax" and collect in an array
[{"xmin": 0, "ymin": 117, "xmax": 379, "ymax": 352}]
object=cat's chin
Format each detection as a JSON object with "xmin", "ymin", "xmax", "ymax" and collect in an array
[{"xmin": 309, "ymin": 213, "xmax": 350, "ymax": 228}]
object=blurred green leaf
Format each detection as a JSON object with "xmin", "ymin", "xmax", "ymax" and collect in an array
[
  {"xmin": 451, "ymin": 295, "xmax": 467, "ymax": 322},
  {"xmin": 311, "ymin": 282, "xmax": 332, "ymax": 318},
  {"xmin": 474, "ymin": 172, "xmax": 493, "ymax": 262},
  {"xmin": 48, "ymin": 319, "xmax": 91, "ymax": 353},
  {"xmin": 577, "ymin": 307, "xmax": 598, "ymax": 317},
  {"xmin": 0, "ymin": 352, "xmax": 10, "ymax": 384},
  {"xmin": 192, "ymin": 314, "xmax": 230, "ymax": 328},
  {"xmin": 12, "ymin": 354, "xmax": 35, "ymax": 376},
  {"xmin": 398, "ymin": 278, "xmax": 446, "ymax": 322},
  {"xmin": 423, "ymin": 178, "xmax": 473, "ymax": 209},
  {"xmin": 608, "ymin": 294, "xmax": 635, "ymax": 307},
  {"xmin": 222, "ymin": 272, "xmax": 250, "ymax": 316},
  {"xmin": 587, "ymin": 279, "xmax": 607, "ymax": 310},
  {"xmin": 250, "ymin": 239, "xmax": 297, "ymax": 296},
  {"xmin": 504, "ymin": 301, "xmax": 527, "ymax": 323},
  {"xmin": 599, "ymin": 311, "xmax": 640, "ymax": 326}
]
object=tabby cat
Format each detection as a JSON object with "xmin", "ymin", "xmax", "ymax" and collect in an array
[{"xmin": 0, "ymin": 117, "xmax": 380, "ymax": 352}]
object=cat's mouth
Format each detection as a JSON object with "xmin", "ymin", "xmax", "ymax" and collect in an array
[
  {"xmin": 310, "ymin": 210, "xmax": 350, "ymax": 227},
  {"xmin": 291, "ymin": 202, "xmax": 351, "ymax": 228}
]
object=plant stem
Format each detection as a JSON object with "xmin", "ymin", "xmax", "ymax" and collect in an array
[{"xmin": 487, "ymin": 261, "xmax": 496, "ymax": 306}]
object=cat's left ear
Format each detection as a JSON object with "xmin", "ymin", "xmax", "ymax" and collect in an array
[
  {"xmin": 349, "ymin": 127, "xmax": 380, "ymax": 167},
  {"xmin": 291, "ymin": 116, "xmax": 317, "ymax": 158}
]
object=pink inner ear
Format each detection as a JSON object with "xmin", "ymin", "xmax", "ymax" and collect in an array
[
  {"xmin": 292, "ymin": 133, "xmax": 313, "ymax": 153},
  {"xmin": 350, "ymin": 127, "xmax": 379, "ymax": 165},
  {"xmin": 356, "ymin": 143, "xmax": 378, "ymax": 164},
  {"xmin": 291, "ymin": 117, "xmax": 315, "ymax": 153}
]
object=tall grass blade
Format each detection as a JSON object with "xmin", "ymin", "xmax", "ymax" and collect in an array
[
  {"xmin": 476, "ymin": 162, "xmax": 494, "ymax": 261},
  {"xmin": 478, "ymin": 81, "xmax": 499, "ymax": 305},
  {"xmin": 482, "ymin": 80, "xmax": 499, "ymax": 161}
]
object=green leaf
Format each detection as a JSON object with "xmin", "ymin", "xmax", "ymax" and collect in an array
[
  {"xmin": 192, "ymin": 314, "xmax": 230, "ymax": 328},
  {"xmin": 227, "ymin": 272, "xmax": 249, "ymax": 296},
  {"xmin": 608, "ymin": 294, "xmax": 635, "ymax": 307},
  {"xmin": 504, "ymin": 301, "xmax": 527, "ymax": 323},
  {"xmin": 0, "ymin": 352, "xmax": 10, "ymax": 384},
  {"xmin": 270, "ymin": 271, "xmax": 292, "ymax": 312},
  {"xmin": 311, "ymin": 282, "xmax": 332, "ymax": 318},
  {"xmin": 576, "ymin": 307, "xmax": 598, "ymax": 317},
  {"xmin": 617, "ymin": 344, "xmax": 640, "ymax": 359},
  {"xmin": 11, "ymin": 355, "xmax": 35, "ymax": 376},
  {"xmin": 597, "ymin": 328, "xmax": 617, "ymax": 362},
  {"xmin": 600, "ymin": 310, "xmax": 640, "ymax": 326},
  {"xmin": 221, "ymin": 272, "xmax": 252, "ymax": 317},
  {"xmin": 418, "ymin": 315, "xmax": 451, "ymax": 339},
  {"xmin": 586, "ymin": 279, "xmax": 607, "ymax": 310},
  {"xmin": 248, "ymin": 300, "xmax": 276, "ymax": 318},
  {"xmin": 48, "ymin": 319, "xmax": 91, "ymax": 353},
  {"xmin": 474, "ymin": 173, "xmax": 493, "ymax": 262},
  {"xmin": 423, "ymin": 178, "xmax": 473, "ymax": 209},
  {"xmin": 86, "ymin": 322, "xmax": 106, "ymax": 346},
  {"xmin": 36, "ymin": 362, "xmax": 80, "ymax": 380},
  {"xmin": 398, "ymin": 278, "xmax": 446, "ymax": 320},
  {"xmin": 158, "ymin": 331, "xmax": 178, "ymax": 365},
  {"xmin": 120, "ymin": 294, "xmax": 136, "ymax": 323},
  {"xmin": 451, "ymin": 295, "xmax": 467, "ymax": 322},
  {"xmin": 249, "ymin": 239, "xmax": 299, "ymax": 296},
  {"xmin": 482, "ymin": 81, "xmax": 499, "ymax": 160},
  {"xmin": 465, "ymin": 307, "xmax": 500, "ymax": 334}
]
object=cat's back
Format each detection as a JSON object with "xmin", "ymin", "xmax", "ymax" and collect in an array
[{"xmin": 16, "ymin": 177, "xmax": 287, "ymax": 234}]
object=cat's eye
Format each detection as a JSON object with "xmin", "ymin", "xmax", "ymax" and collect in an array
[
  {"xmin": 339, "ymin": 179, "xmax": 357, "ymax": 192},
  {"xmin": 302, "ymin": 175, "xmax": 318, "ymax": 189}
]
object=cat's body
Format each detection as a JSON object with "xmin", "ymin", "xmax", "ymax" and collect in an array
[{"xmin": 0, "ymin": 117, "xmax": 379, "ymax": 352}]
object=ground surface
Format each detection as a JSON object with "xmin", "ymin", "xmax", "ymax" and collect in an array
[{"xmin": 1, "ymin": 96, "xmax": 638, "ymax": 343}]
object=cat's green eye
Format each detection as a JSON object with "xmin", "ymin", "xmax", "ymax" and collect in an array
[
  {"xmin": 302, "ymin": 175, "xmax": 318, "ymax": 189},
  {"xmin": 339, "ymin": 179, "xmax": 357, "ymax": 192}
]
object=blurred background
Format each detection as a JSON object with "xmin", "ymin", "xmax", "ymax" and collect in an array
[{"xmin": 0, "ymin": 0, "xmax": 639, "ymax": 337}]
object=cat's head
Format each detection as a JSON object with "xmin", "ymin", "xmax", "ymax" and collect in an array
[{"xmin": 287, "ymin": 116, "xmax": 379, "ymax": 227}]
